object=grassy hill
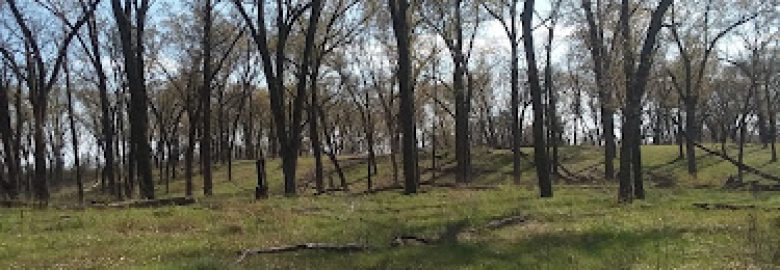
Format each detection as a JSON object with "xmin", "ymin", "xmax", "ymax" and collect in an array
[{"xmin": 2, "ymin": 144, "xmax": 780, "ymax": 269}]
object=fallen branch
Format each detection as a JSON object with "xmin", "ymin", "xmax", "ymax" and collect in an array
[
  {"xmin": 692, "ymin": 203, "xmax": 756, "ymax": 210},
  {"xmin": 236, "ymin": 243, "xmax": 368, "ymax": 262},
  {"xmin": 100, "ymin": 197, "xmax": 196, "ymax": 208},
  {"xmin": 485, "ymin": 215, "xmax": 527, "ymax": 230},
  {"xmin": 692, "ymin": 142, "xmax": 780, "ymax": 183},
  {"xmin": 422, "ymin": 182, "xmax": 500, "ymax": 191},
  {"xmin": 390, "ymin": 236, "xmax": 436, "ymax": 247},
  {"xmin": 558, "ymin": 164, "xmax": 594, "ymax": 183}
]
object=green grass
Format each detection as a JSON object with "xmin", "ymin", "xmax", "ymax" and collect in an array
[{"xmin": 2, "ymin": 145, "xmax": 780, "ymax": 269}]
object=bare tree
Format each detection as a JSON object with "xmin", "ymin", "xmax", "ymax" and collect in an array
[
  {"xmin": 234, "ymin": 0, "xmax": 324, "ymax": 195},
  {"xmin": 666, "ymin": 0, "xmax": 763, "ymax": 178},
  {"xmin": 482, "ymin": 0, "xmax": 522, "ymax": 184},
  {"xmin": 3, "ymin": 0, "xmax": 99, "ymax": 203},
  {"xmin": 521, "ymin": 0, "xmax": 552, "ymax": 197},
  {"xmin": 389, "ymin": 0, "xmax": 419, "ymax": 194},
  {"xmin": 111, "ymin": 0, "xmax": 155, "ymax": 199},
  {"xmin": 581, "ymin": 0, "xmax": 618, "ymax": 180},
  {"xmin": 617, "ymin": 0, "xmax": 672, "ymax": 203}
]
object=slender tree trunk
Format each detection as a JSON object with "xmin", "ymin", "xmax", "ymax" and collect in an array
[
  {"xmin": 738, "ymin": 115, "xmax": 747, "ymax": 181},
  {"xmin": 318, "ymin": 106, "xmax": 347, "ymax": 189},
  {"xmin": 32, "ymin": 94, "xmax": 48, "ymax": 202},
  {"xmin": 767, "ymin": 85, "xmax": 777, "ymax": 162},
  {"xmin": 522, "ymin": 0, "xmax": 552, "ymax": 197},
  {"xmin": 510, "ymin": 38, "xmax": 522, "ymax": 184},
  {"xmin": 582, "ymin": 0, "xmax": 615, "ymax": 180},
  {"xmin": 309, "ymin": 61, "xmax": 324, "ymax": 194},
  {"xmin": 632, "ymin": 123, "xmax": 644, "ymax": 199},
  {"xmin": 64, "ymin": 58, "xmax": 83, "ymax": 204},
  {"xmin": 685, "ymin": 100, "xmax": 698, "ymax": 178},
  {"xmin": 84, "ymin": 11, "xmax": 117, "ymax": 199},
  {"xmin": 545, "ymin": 23, "xmax": 559, "ymax": 181},
  {"xmin": 0, "ymin": 73, "xmax": 18, "ymax": 199},
  {"xmin": 201, "ymin": 0, "xmax": 214, "ymax": 196}
]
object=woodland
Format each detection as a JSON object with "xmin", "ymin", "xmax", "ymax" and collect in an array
[{"xmin": 1, "ymin": 0, "xmax": 780, "ymax": 268}]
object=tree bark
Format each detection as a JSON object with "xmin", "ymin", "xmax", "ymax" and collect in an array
[
  {"xmin": 582, "ymin": 0, "xmax": 616, "ymax": 180},
  {"xmin": 111, "ymin": 0, "xmax": 154, "ymax": 200},
  {"xmin": 0, "ymin": 72, "xmax": 18, "ymax": 200},
  {"xmin": 64, "ymin": 57, "xmax": 83, "ymax": 204},
  {"xmin": 617, "ymin": 0, "xmax": 672, "ymax": 203},
  {"xmin": 522, "ymin": 0, "xmax": 552, "ymax": 197},
  {"xmin": 201, "ymin": 0, "xmax": 214, "ymax": 196},
  {"xmin": 390, "ymin": 0, "xmax": 418, "ymax": 194},
  {"xmin": 309, "ymin": 61, "xmax": 324, "ymax": 194}
]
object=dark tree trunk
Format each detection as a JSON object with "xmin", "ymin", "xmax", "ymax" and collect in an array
[
  {"xmin": 318, "ymin": 106, "xmax": 347, "ymax": 190},
  {"xmin": 685, "ymin": 101, "xmax": 698, "ymax": 178},
  {"xmin": 582, "ymin": 0, "xmax": 616, "ymax": 181},
  {"xmin": 111, "ymin": 0, "xmax": 154, "ymax": 200},
  {"xmin": 766, "ymin": 84, "xmax": 777, "ymax": 162},
  {"xmin": 453, "ymin": 3, "xmax": 471, "ymax": 185},
  {"xmin": 309, "ymin": 61, "xmax": 324, "ymax": 194},
  {"xmin": 617, "ymin": 0, "xmax": 671, "ymax": 203},
  {"xmin": 522, "ymin": 0, "xmax": 552, "ymax": 198},
  {"xmin": 32, "ymin": 93, "xmax": 48, "ymax": 202},
  {"xmin": 185, "ymin": 109, "xmax": 197, "ymax": 197},
  {"xmin": 0, "ymin": 73, "xmax": 18, "ymax": 199},
  {"xmin": 510, "ymin": 36, "xmax": 522, "ymax": 184},
  {"xmin": 82, "ymin": 8, "xmax": 117, "ymax": 199},
  {"xmin": 545, "ymin": 22, "xmax": 559, "ymax": 182},
  {"xmin": 390, "ymin": 0, "xmax": 418, "ymax": 194},
  {"xmin": 201, "ymin": 0, "xmax": 214, "ymax": 196},
  {"xmin": 366, "ymin": 91, "xmax": 376, "ymax": 191},
  {"xmin": 64, "ymin": 58, "xmax": 83, "ymax": 204}
]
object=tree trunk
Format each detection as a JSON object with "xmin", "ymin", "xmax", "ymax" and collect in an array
[
  {"xmin": 85, "ymin": 10, "xmax": 117, "ymax": 199},
  {"xmin": 64, "ymin": 58, "xmax": 83, "ymax": 204},
  {"xmin": 617, "ymin": 0, "xmax": 671, "ymax": 203},
  {"xmin": 318, "ymin": 106, "xmax": 347, "ymax": 190},
  {"xmin": 522, "ymin": 0, "xmax": 552, "ymax": 198},
  {"xmin": 111, "ymin": 0, "xmax": 154, "ymax": 200},
  {"xmin": 390, "ymin": 0, "xmax": 418, "ymax": 194},
  {"xmin": 201, "ymin": 0, "xmax": 214, "ymax": 196},
  {"xmin": 545, "ymin": 23, "xmax": 559, "ymax": 182},
  {"xmin": 0, "ymin": 73, "xmax": 18, "ymax": 199},
  {"xmin": 510, "ymin": 38, "xmax": 522, "ymax": 184},
  {"xmin": 685, "ymin": 100, "xmax": 698, "ymax": 178},
  {"xmin": 32, "ymin": 94, "xmax": 48, "ymax": 202},
  {"xmin": 309, "ymin": 61, "xmax": 324, "ymax": 194},
  {"xmin": 582, "ymin": 0, "xmax": 615, "ymax": 181}
]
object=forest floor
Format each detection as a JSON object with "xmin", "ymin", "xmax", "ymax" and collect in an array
[{"xmin": 2, "ymin": 145, "xmax": 780, "ymax": 269}]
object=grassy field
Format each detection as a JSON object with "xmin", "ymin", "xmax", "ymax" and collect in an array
[{"xmin": 1, "ymin": 145, "xmax": 780, "ymax": 269}]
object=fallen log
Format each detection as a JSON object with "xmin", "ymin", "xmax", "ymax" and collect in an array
[
  {"xmin": 390, "ymin": 236, "xmax": 436, "ymax": 247},
  {"xmin": 423, "ymin": 182, "xmax": 500, "ymax": 191},
  {"xmin": 102, "ymin": 196, "xmax": 196, "ymax": 208},
  {"xmin": 236, "ymin": 243, "xmax": 369, "ymax": 262},
  {"xmin": 485, "ymin": 215, "xmax": 527, "ymax": 230},
  {"xmin": 692, "ymin": 142, "xmax": 780, "ymax": 183},
  {"xmin": 361, "ymin": 183, "xmax": 499, "ymax": 195},
  {"xmin": 692, "ymin": 203, "xmax": 756, "ymax": 210}
]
